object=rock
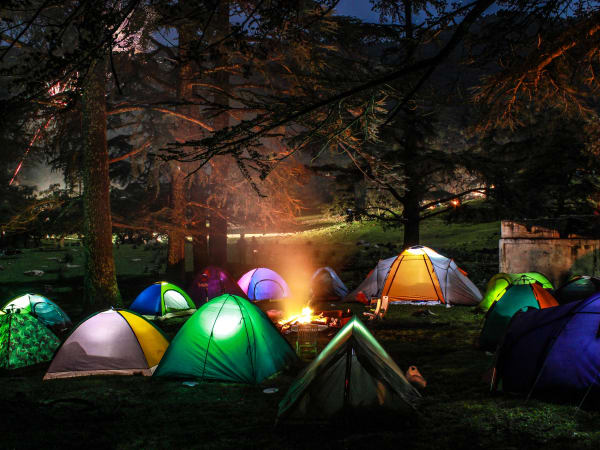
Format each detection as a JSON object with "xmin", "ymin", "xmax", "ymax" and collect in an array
[{"xmin": 24, "ymin": 270, "xmax": 44, "ymax": 277}]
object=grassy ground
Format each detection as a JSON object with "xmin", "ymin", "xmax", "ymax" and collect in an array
[{"xmin": 2, "ymin": 217, "xmax": 598, "ymax": 449}]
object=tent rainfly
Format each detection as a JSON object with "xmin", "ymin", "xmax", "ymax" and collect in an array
[
  {"xmin": 277, "ymin": 316, "xmax": 420, "ymax": 423},
  {"xmin": 2, "ymin": 293, "xmax": 72, "ymax": 332},
  {"xmin": 0, "ymin": 312, "xmax": 61, "ymax": 369},
  {"xmin": 494, "ymin": 293, "xmax": 600, "ymax": 403},
  {"xmin": 310, "ymin": 267, "xmax": 349, "ymax": 302},
  {"xmin": 154, "ymin": 294, "xmax": 297, "ymax": 383},
  {"xmin": 188, "ymin": 266, "xmax": 249, "ymax": 305},
  {"xmin": 554, "ymin": 275, "xmax": 600, "ymax": 304},
  {"xmin": 44, "ymin": 309, "xmax": 169, "ymax": 379},
  {"xmin": 479, "ymin": 283, "xmax": 558, "ymax": 352},
  {"xmin": 479, "ymin": 272, "xmax": 553, "ymax": 311},
  {"xmin": 237, "ymin": 268, "xmax": 291, "ymax": 301},
  {"xmin": 129, "ymin": 282, "xmax": 195, "ymax": 319},
  {"xmin": 344, "ymin": 246, "xmax": 481, "ymax": 305}
]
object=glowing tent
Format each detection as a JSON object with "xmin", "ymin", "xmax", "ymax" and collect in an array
[
  {"xmin": 188, "ymin": 266, "xmax": 248, "ymax": 305},
  {"xmin": 0, "ymin": 312, "xmax": 61, "ymax": 369},
  {"xmin": 44, "ymin": 309, "xmax": 169, "ymax": 379},
  {"xmin": 479, "ymin": 284, "xmax": 558, "ymax": 351},
  {"xmin": 1, "ymin": 293, "xmax": 72, "ymax": 333},
  {"xmin": 237, "ymin": 268, "xmax": 290, "ymax": 301},
  {"xmin": 479, "ymin": 272, "xmax": 553, "ymax": 311},
  {"xmin": 554, "ymin": 275, "xmax": 600, "ymax": 304},
  {"xmin": 129, "ymin": 282, "xmax": 195, "ymax": 319},
  {"xmin": 154, "ymin": 294, "xmax": 297, "ymax": 383},
  {"xmin": 494, "ymin": 293, "xmax": 600, "ymax": 403},
  {"xmin": 277, "ymin": 316, "xmax": 420, "ymax": 423},
  {"xmin": 345, "ymin": 246, "xmax": 481, "ymax": 305},
  {"xmin": 311, "ymin": 267, "xmax": 348, "ymax": 302}
]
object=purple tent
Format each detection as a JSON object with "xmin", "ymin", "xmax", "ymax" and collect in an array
[
  {"xmin": 238, "ymin": 268, "xmax": 290, "ymax": 301},
  {"xmin": 188, "ymin": 266, "xmax": 248, "ymax": 306}
]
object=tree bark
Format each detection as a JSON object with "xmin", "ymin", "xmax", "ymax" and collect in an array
[
  {"xmin": 208, "ymin": 0, "xmax": 231, "ymax": 267},
  {"xmin": 190, "ymin": 174, "xmax": 208, "ymax": 271},
  {"xmin": 166, "ymin": 165, "xmax": 186, "ymax": 283},
  {"xmin": 82, "ymin": 58, "xmax": 121, "ymax": 309},
  {"xmin": 166, "ymin": 21, "xmax": 196, "ymax": 283}
]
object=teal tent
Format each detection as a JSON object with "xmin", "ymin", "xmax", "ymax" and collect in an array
[
  {"xmin": 555, "ymin": 275, "xmax": 600, "ymax": 304},
  {"xmin": 278, "ymin": 316, "xmax": 420, "ymax": 423},
  {"xmin": 154, "ymin": 294, "xmax": 298, "ymax": 383},
  {"xmin": 2, "ymin": 293, "xmax": 72, "ymax": 333},
  {"xmin": 479, "ymin": 272, "xmax": 553, "ymax": 311},
  {"xmin": 479, "ymin": 283, "xmax": 558, "ymax": 351}
]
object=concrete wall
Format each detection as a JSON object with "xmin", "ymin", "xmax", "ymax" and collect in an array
[{"xmin": 500, "ymin": 221, "xmax": 600, "ymax": 287}]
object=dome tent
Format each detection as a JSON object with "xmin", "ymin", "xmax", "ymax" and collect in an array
[
  {"xmin": 2, "ymin": 293, "xmax": 72, "ymax": 333},
  {"xmin": 479, "ymin": 283, "xmax": 558, "ymax": 352},
  {"xmin": 154, "ymin": 294, "xmax": 297, "ymax": 383},
  {"xmin": 345, "ymin": 246, "xmax": 481, "ymax": 305},
  {"xmin": 479, "ymin": 272, "xmax": 553, "ymax": 311},
  {"xmin": 237, "ymin": 268, "xmax": 290, "ymax": 301},
  {"xmin": 277, "ymin": 316, "xmax": 420, "ymax": 423},
  {"xmin": 44, "ymin": 309, "xmax": 169, "ymax": 380},
  {"xmin": 188, "ymin": 266, "xmax": 248, "ymax": 305},
  {"xmin": 494, "ymin": 293, "xmax": 600, "ymax": 402},
  {"xmin": 554, "ymin": 275, "xmax": 600, "ymax": 304},
  {"xmin": 310, "ymin": 267, "xmax": 349, "ymax": 302},
  {"xmin": 129, "ymin": 282, "xmax": 195, "ymax": 319},
  {"xmin": 0, "ymin": 312, "xmax": 61, "ymax": 369}
]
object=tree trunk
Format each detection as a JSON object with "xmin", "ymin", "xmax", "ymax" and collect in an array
[
  {"xmin": 166, "ymin": 165, "xmax": 186, "ymax": 283},
  {"xmin": 208, "ymin": 0, "xmax": 231, "ymax": 267},
  {"xmin": 191, "ymin": 175, "xmax": 208, "ymax": 271},
  {"xmin": 166, "ymin": 21, "xmax": 196, "ymax": 283},
  {"xmin": 82, "ymin": 58, "xmax": 121, "ymax": 309},
  {"xmin": 402, "ymin": 190, "xmax": 421, "ymax": 248}
]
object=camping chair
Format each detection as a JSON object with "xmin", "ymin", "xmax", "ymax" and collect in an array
[
  {"xmin": 363, "ymin": 296, "xmax": 389, "ymax": 320},
  {"xmin": 296, "ymin": 323, "xmax": 319, "ymax": 359}
]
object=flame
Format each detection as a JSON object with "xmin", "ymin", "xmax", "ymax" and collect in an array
[{"xmin": 277, "ymin": 305, "xmax": 327, "ymax": 328}]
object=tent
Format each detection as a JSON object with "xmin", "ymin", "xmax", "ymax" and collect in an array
[
  {"xmin": 44, "ymin": 309, "xmax": 169, "ymax": 379},
  {"xmin": 310, "ymin": 267, "xmax": 348, "ymax": 302},
  {"xmin": 344, "ymin": 246, "xmax": 481, "ymax": 305},
  {"xmin": 277, "ymin": 316, "xmax": 420, "ymax": 423},
  {"xmin": 479, "ymin": 283, "xmax": 558, "ymax": 351},
  {"xmin": 479, "ymin": 272, "xmax": 553, "ymax": 311},
  {"xmin": 154, "ymin": 294, "xmax": 297, "ymax": 383},
  {"xmin": 188, "ymin": 266, "xmax": 248, "ymax": 305},
  {"xmin": 554, "ymin": 275, "xmax": 600, "ymax": 304},
  {"xmin": 129, "ymin": 282, "xmax": 195, "ymax": 319},
  {"xmin": 494, "ymin": 293, "xmax": 600, "ymax": 402},
  {"xmin": 237, "ymin": 268, "xmax": 290, "ymax": 301},
  {"xmin": 0, "ymin": 312, "xmax": 61, "ymax": 369},
  {"xmin": 1, "ymin": 293, "xmax": 72, "ymax": 333}
]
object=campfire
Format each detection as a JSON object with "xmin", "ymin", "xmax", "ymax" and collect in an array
[{"xmin": 275, "ymin": 306, "xmax": 350, "ymax": 333}]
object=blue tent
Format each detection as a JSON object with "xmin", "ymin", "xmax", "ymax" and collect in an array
[
  {"xmin": 310, "ymin": 267, "xmax": 348, "ymax": 301},
  {"xmin": 494, "ymin": 293, "xmax": 600, "ymax": 400},
  {"xmin": 129, "ymin": 282, "xmax": 196, "ymax": 319},
  {"xmin": 238, "ymin": 268, "xmax": 290, "ymax": 301}
]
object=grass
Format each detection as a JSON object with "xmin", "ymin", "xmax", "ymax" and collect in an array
[{"xmin": 2, "ymin": 216, "xmax": 598, "ymax": 449}]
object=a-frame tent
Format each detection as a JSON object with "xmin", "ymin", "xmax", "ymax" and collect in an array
[{"xmin": 277, "ymin": 316, "xmax": 420, "ymax": 423}]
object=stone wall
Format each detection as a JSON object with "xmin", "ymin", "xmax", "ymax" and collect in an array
[{"xmin": 499, "ymin": 221, "xmax": 600, "ymax": 287}]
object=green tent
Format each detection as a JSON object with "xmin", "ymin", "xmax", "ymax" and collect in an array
[
  {"xmin": 153, "ymin": 294, "xmax": 297, "ymax": 383},
  {"xmin": 479, "ymin": 272, "xmax": 554, "ymax": 311},
  {"xmin": 0, "ymin": 312, "xmax": 61, "ymax": 369},
  {"xmin": 277, "ymin": 316, "xmax": 420, "ymax": 423},
  {"xmin": 479, "ymin": 283, "xmax": 558, "ymax": 351}
]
